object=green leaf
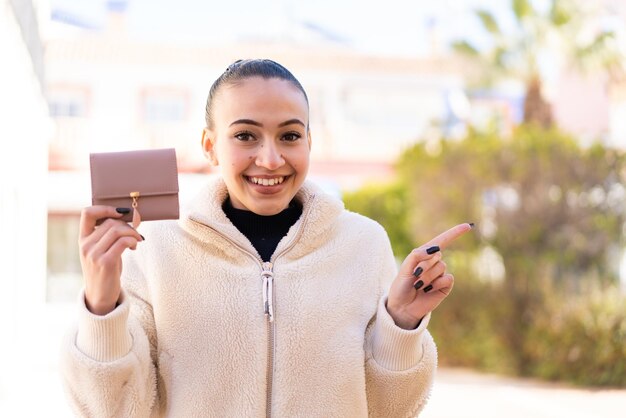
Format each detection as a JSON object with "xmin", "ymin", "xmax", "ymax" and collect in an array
[
  {"xmin": 477, "ymin": 9, "xmax": 501, "ymax": 34},
  {"xmin": 579, "ymin": 31, "xmax": 616, "ymax": 57},
  {"xmin": 451, "ymin": 40, "xmax": 480, "ymax": 57},
  {"xmin": 574, "ymin": 31, "xmax": 618, "ymax": 70},
  {"xmin": 550, "ymin": 0, "xmax": 572, "ymax": 26},
  {"xmin": 494, "ymin": 47, "xmax": 508, "ymax": 69},
  {"xmin": 512, "ymin": 0, "xmax": 533, "ymax": 21}
]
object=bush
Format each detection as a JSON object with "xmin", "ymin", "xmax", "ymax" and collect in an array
[
  {"xmin": 343, "ymin": 182, "xmax": 414, "ymax": 257},
  {"xmin": 525, "ymin": 286, "xmax": 626, "ymax": 387},
  {"xmin": 427, "ymin": 274, "xmax": 626, "ymax": 387},
  {"xmin": 344, "ymin": 125, "xmax": 626, "ymax": 387},
  {"xmin": 428, "ymin": 275, "xmax": 517, "ymax": 374}
]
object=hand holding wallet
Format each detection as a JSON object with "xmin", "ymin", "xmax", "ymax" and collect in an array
[{"xmin": 90, "ymin": 148, "xmax": 180, "ymax": 229}]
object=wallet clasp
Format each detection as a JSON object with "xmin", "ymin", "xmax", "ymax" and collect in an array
[{"xmin": 130, "ymin": 191, "xmax": 141, "ymax": 229}]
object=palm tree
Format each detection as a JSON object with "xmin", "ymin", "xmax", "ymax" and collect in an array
[{"xmin": 452, "ymin": 0, "xmax": 625, "ymax": 128}]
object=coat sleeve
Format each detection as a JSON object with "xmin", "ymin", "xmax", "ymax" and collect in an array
[
  {"xmin": 364, "ymin": 297, "xmax": 437, "ymax": 417},
  {"xmin": 363, "ymin": 228, "xmax": 438, "ymax": 418},
  {"xmin": 59, "ymin": 253, "xmax": 160, "ymax": 418}
]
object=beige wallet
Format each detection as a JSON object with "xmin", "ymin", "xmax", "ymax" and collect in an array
[{"xmin": 90, "ymin": 148, "xmax": 180, "ymax": 228}]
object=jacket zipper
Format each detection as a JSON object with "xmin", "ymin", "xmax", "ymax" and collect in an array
[
  {"xmin": 261, "ymin": 262, "xmax": 275, "ymax": 418},
  {"xmin": 188, "ymin": 195, "xmax": 316, "ymax": 418},
  {"xmin": 261, "ymin": 196, "xmax": 315, "ymax": 418}
]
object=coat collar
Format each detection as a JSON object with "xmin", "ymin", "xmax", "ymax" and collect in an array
[{"xmin": 180, "ymin": 177, "xmax": 344, "ymax": 262}]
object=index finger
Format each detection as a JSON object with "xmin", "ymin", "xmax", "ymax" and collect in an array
[
  {"xmin": 423, "ymin": 223, "xmax": 473, "ymax": 250},
  {"xmin": 79, "ymin": 205, "xmax": 124, "ymax": 239}
]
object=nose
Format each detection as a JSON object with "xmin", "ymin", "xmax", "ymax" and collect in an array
[{"xmin": 255, "ymin": 142, "xmax": 285, "ymax": 170}]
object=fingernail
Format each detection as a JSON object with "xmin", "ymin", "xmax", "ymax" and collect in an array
[
  {"xmin": 414, "ymin": 280, "xmax": 424, "ymax": 290},
  {"xmin": 413, "ymin": 266, "xmax": 423, "ymax": 278},
  {"xmin": 426, "ymin": 246, "xmax": 440, "ymax": 255},
  {"xmin": 140, "ymin": 234, "xmax": 146, "ymax": 241},
  {"xmin": 469, "ymin": 222, "xmax": 475, "ymax": 228},
  {"xmin": 423, "ymin": 284, "xmax": 434, "ymax": 293},
  {"xmin": 116, "ymin": 207, "xmax": 131, "ymax": 214}
]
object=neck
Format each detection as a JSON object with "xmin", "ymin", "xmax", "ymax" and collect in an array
[{"xmin": 222, "ymin": 197, "xmax": 302, "ymax": 261}]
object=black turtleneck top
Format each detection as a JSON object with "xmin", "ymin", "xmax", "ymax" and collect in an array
[{"xmin": 222, "ymin": 198, "xmax": 303, "ymax": 262}]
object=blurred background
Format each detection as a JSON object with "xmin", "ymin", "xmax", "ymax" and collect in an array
[{"xmin": 1, "ymin": 0, "xmax": 625, "ymax": 416}]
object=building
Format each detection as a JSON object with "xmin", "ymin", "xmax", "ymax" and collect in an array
[{"xmin": 44, "ymin": 2, "xmax": 464, "ymax": 303}]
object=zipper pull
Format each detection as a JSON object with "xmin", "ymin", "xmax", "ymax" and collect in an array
[{"xmin": 262, "ymin": 262, "xmax": 274, "ymax": 322}]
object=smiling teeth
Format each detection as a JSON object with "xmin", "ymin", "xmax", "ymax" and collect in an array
[{"xmin": 249, "ymin": 176, "xmax": 285, "ymax": 186}]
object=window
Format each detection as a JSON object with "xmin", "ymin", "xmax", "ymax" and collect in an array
[
  {"xmin": 141, "ymin": 87, "xmax": 189, "ymax": 122},
  {"xmin": 47, "ymin": 86, "xmax": 90, "ymax": 117}
]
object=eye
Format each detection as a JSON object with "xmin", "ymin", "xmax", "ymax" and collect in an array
[
  {"xmin": 234, "ymin": 131, "xmax": 255, "ymax": 142},
  {"xmin": 282, "ymin": 132, "xmax": 302, "ymax": 142}
]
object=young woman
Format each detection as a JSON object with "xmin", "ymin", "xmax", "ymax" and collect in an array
[{"xmin": 62, "ymin": 59, "xmax": 472, "ymax": 417}]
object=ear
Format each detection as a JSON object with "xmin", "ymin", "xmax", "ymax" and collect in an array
[
  {"xmin": 201, "ymin": 128, "xmax": 219, "ymax": 166},
  {"xmin": 307, "ymin": 128, "xmax": 312, "ymax": 150}
]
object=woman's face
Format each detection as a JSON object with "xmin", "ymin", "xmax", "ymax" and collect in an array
[{"xmin": 202, "ymin": 77, "xmax": 311, "ymax": 216}]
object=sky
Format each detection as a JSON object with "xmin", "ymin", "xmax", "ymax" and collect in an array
[{"xmin": 48, "ymin": 0, "xmax": 513, "ymax": 57}]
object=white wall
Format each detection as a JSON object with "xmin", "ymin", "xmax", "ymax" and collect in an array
[{"xmin": 0, "ymin": 0, "xmax": 55, "ymax": 413}]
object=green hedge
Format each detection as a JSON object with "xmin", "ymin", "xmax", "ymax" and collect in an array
[
  {"xmin": 343, "ymin": 125, "xmax": 626, "ymax": 388},
  {"xmin": 524, "ymin": 286, "xmax": 626, "ymax": 386},
  {"xmin": 427, "ymin": 272, "xmax": 626, "ymax": 387}
]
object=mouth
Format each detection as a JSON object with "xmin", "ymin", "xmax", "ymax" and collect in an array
[{"xmin": 245, "ymin": 175, "xmax": 289, "ymax": 187}]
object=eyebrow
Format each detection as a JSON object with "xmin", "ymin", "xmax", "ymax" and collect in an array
[{"xmin": 229, "ymin": 118, "xmax": 306, "ymax": 128}]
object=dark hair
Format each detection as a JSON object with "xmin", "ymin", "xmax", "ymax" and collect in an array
[{"xmin": 204, "ymin": 59, "xmax": 309, "ymax": 129}]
